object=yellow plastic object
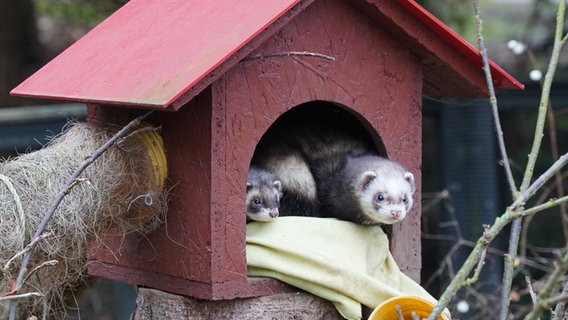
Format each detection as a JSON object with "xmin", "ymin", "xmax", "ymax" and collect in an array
[
  {"xmin": 135, "ymin": 125, "xmax": 167, "ymax": 188},
  {"xmin": 368, "ymin": 296, "xmax": 449, "ymax": 320}
]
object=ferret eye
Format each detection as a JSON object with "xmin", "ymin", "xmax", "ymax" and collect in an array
[
  {"xmin": 254, "ymin": 199, "xmax": 262, "ymax": 205},
  {"xmin": 402, "ymin": 196, "xmax": 407, "ymax": 204},
  {"xmin": 376, "ymin": 194, "xmax": 385, "ymax": 202}
]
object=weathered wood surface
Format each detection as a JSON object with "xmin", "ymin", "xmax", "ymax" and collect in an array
[
  {"xmin": 225, "ymin": 0, "xmax": 424, "ymax": 281},
  {"xmin": 133, "ymin": 288, "xmax": 344, "ymax": 320}
]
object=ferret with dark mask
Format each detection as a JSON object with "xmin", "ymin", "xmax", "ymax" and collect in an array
[
  {"xmin": 246, "ymin": 166, "xmax": 283, "ymax": 222},
  {"xmin": 312, "ymin": 154, "xmax": 415, "ymax": 225}
]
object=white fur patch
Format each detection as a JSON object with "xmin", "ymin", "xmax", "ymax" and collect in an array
[
  {"xmin": 358, "ymin": 172, "xmax": 414, "ymax": 224},
  {"xmin": 249, "ymin": 207, "xmax": 279, "ymax": 221},
  {"xmin": 246, "ymin": 188, "xmax": 280, "ymax": 222}
]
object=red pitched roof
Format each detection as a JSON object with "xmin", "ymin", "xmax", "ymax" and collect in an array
[{"xmin": 11, "ymin": 0, "xmax": 522, "ymax": 110}]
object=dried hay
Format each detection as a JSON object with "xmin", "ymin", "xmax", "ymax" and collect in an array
[{"xmin": 0, "ymin": 122, "xmax": 167, "ymax": 318}]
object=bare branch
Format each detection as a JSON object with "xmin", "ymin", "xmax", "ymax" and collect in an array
[
  {"xmin": 471, "ymin": 0, "xmax": 517, "ymax": 195},
  {"xmin": 470, "ymin": 2, "xmax": 527, "ymax": 318},
  {"xmin": 525, "ymin": 249, "xmax": 568, "ymax": 320},
  {"xmin": 464, "ymin": 247, "xmax": 487, "ymax": 286},
  {"xmin": 22, "ymin": 260, "xmax": 58, "ymax": 285},
  {"xmin": 522, "ymin": 195, "xmax": 568, "ymax": 218},
  {"xmin": 512, "ymin": 152, "xmax": 568, "ymax": 210},
  {"xmin": 244, "ymin": 51, "xmax": 336, "ymax": 62},
  {"xmin": 553, "ymin": 281, "xmax": 568, "ymax": 320},
  {"xmin": 0, "ymin": 292, "xmax": 44, "ymax": 302},
  {"xmin": 3, "ymin": 232, "xmax": 53, "ymax": 272},
  {"xmin": 525, "ymin": 276, "xmax": 538, "ymax": 307},
  {"xmin": 519, "ymin": 0, "xmax": 566, "ymax": 193},
  {"xmin": 501, "ymin": 217, "xmax": 523, "ymax": 320},
  {"xmin": 421, "ymin": 189, "xmax": 451, "ymax": 214}
]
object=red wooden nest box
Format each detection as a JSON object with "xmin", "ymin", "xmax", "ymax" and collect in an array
[{"xmin": 11, "ymin": 0, "xmax": 522, "ymax": 300}]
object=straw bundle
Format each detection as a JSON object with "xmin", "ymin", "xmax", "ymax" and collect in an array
[{"xmin": 0, "ymin": 122, "xmax": 167, "ymax": 318}]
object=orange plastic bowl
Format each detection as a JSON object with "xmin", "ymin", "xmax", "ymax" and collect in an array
[{"xmin": 368, "ymin": 296, "xmax": 450, "ymax": 320}]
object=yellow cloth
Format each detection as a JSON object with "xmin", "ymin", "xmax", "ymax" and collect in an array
[{"xmin": 246, "ymin": 217, "xmax": 439, "ymax": 320}]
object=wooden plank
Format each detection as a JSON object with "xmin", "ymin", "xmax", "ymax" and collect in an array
[{"xmin": 87, "ymin": 262, "xmax": 296, "ymax": 300}]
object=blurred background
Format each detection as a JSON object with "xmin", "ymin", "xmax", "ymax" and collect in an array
[{"xmin": 1, "ymin": 0, "xmax": 567, "ymax": 319}]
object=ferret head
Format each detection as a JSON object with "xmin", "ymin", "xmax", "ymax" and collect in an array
[
  {"xmin": 357, "ymin": 169, "xmax": 415, "ymax": 225},
  {"xmin": 246, "ymin": 178, "xmax": 283, "ymax": 222}
]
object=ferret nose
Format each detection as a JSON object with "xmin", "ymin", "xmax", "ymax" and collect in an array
[
  {"xmin": 390, "ymin": 210, "xmax": 401, "ymax": 218},
  {"xmin": 269, "ymin": 209, "xmax": 279, "ymax": 218}
]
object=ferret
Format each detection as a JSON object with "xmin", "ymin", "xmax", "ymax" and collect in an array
[
  {"xmin": 251, "ymin": 104, "xmax": 415, "ymax": 224},
  {"xmin": 313, "ymin": 154, "xmax": 415, "ymax": 225},
  {"xmin": 246, "ymin": 166, "xmax": 283, "ymax": 222},
  {"xmin": 252, "ymin": 131, "xmax": 378, "ymax": 217},
  {"xmin": 252, "ymin": 128, "xmax": 374, "ymax": 216}
]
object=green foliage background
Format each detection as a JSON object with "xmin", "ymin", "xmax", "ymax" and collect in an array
[{"xmin": 33, "ymin": 0, "xmax": 123, "ymax": 27}]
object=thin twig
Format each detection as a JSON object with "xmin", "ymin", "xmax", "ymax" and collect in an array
[
  {"xmin": 0, "ymin": 292, "xmax": 44, "ymax": 302},
  {"xmin": 519, "ymin": 0, "xmax": 566, "ymax": 193},
  {"xmin": 422, "ymin": 232, "xmax": 553, "ymax": 274},
  {"xmin": 521, "ymin": 195, "xmax": 568, "ymax": 217},
  {"xmin": 512, "ymin": 152, "xmax": 568, "ymax": 210},
  {"xmin": 522, "ymin": 43, "xmax": 568, "ymax": 253},
  {"xmin": 472, "ymin": 0, "xmax": 517, "ymax": 196},
  {"xmin": 525, "ymin": 276, "xmax": 538, "ymax": 307},
  {"xmin": 464, "ymin": 246, "xmax": 487, "ymax": 286},
  {"xmin": 63, "ymin": 178, "xmax": 87, "ymax": 196},
  {"xmin": 8, "ymin": 110, "xmax": 154, "ymax": 320},
  {"xmin": 471, "ymin": 2, "xmax": 527, "ymax": 318},
  {"xmin": 553, "ymin": 281, "xmax": 568, "ymax": 320},
  {"xmin": 543, "ymin": 293, "xmax": 568, "ymax": 312},
  {"xmin": 501, "ymin": 218, "xmax": 523, "ymax": 320},
  {"xmin": 117, "ymin": 125, "xmax": 161, "ymax": 146},
  {"xmin": 521, "ymin": 171, "xmax": 568, "ymax": 258},
  {"xmin": 22, "ymin": 260, "xmax": 58, "ymax": 285},
  {"xmin": 244, "ymin": 51, "xmax": 336, "ymax": 61},
  {"xmin": 504, "ymin": 1, "xmax": 567, "ymax": 318},
  {"xmin": 501, "ymin": 150, "xmax": 568, "ymax": 318},
  {"xmin": 3, "ymin": 232, "xmax": 53, "ymax": 272},
  {"xmin": 525, "ymin": 249, "xmax": 568, "ymax": 320},
  {"xmin": 500, "ymin": 153, "xmax": 568, "ymax": 320},
  {"xmin": 421, "ymin": 189, "xmax": 451, "ymax": 214}
]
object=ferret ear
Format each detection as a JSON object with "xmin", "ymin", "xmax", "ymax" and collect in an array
[
  {"xmin": 246, "ymin": 182, "xmax": 253, "ymax": 192},
  {"xmin": 358, "ymin": 171, "xmax": 377, "ymax": 190},
  {"xmin": 404, "ymin": 172, "xmax": 416, "ymax": 193},
  {"xmin": 273, "ymin": 180, "xmax": 282, "ymax": 192}
]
